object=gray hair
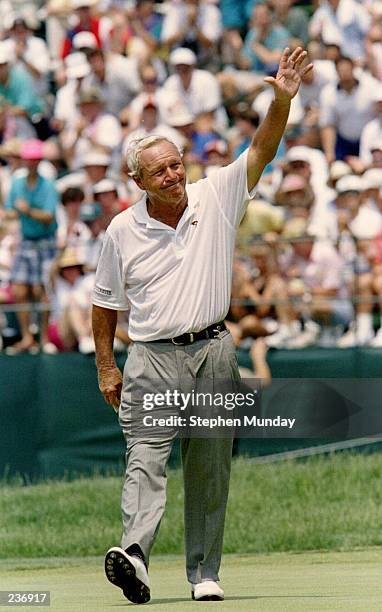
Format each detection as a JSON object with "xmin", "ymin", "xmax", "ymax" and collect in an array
[{"xmin": 125, "ymin": 135, "xmax": 181, "ymax": 178}]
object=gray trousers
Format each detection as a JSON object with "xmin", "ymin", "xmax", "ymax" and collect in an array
[{"xmin": 118, "ymin": 330, "xmax": 240, "ymax": 584}]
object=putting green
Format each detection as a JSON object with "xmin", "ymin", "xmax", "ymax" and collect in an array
[{"xmin": 1, "ymin": 550, "xmax": 381, "ymax": 611}]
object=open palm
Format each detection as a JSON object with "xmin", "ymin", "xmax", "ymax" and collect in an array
[{"xmin": 264, "ymin": 47, "xmax": 313, "ymax": 102}]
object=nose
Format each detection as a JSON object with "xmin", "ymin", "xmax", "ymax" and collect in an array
[{"xmin": 165, "ymin": 166, "xmax": 177, "ymax": 182}]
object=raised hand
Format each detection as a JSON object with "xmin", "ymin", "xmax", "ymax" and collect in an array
[{"xmin": 264, "ymin": 47, "xmax": 313, "ymax": 103}]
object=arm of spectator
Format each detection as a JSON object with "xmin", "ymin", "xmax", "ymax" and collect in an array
[
  {"xmin": 196, "ymin": 5, "xmax": 222, "ymax": 49},
  {"xmin": 247, "ymin": 47, "xmax": 313, "ymax": 192},
  {"xmin": 251, "ymin": 42, "xmax": 283, "ymax": 67},
  {"xmin": 92, "ymin": 304, "xmax": 122, "ymax": 412},
  {"xmin": 320, "ymin": 126, "xmax": 336, "ymax": 165}
]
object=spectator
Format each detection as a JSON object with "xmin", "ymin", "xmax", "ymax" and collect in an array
[
  {"xmin": 84, "ymin": 48, "xmax": 141, "ymax": 117},
  {"xmin": 359, "ymin": 86, "xmax": 382, "ymax": 167},
  {"xmin": 123, "ymin": 99, "xmax": 186, "ymax": 154},
  {"xmin": 4, "ymin": 139, "xmax": 58, "ymax": 354},
  {"xmin": 3, "ymin": 15, "xmax": 51, "ymax": 97},
  {"xmin": 0, "ymin": 41, "xmax": 44, "ymax": 140},
  {"xmin": 270, "ymin": 0, "xmax": 309, "ymax": 47},
  {"xmin": 275, "ymin": 218, "xmax": 352, "ymax": 348},
  {"xmin": 320, "ymin": 56, "xmax": 377, "ymax": 163},
  {"xmin": 93, "ymin": 178, "xmax": 129, "ymax": 229},
  {"xmin": 63, "ymin": 88, "xmax": 122, "ymax": 171},
  {"xmin": 79, "ymin": 201, "xmax": 105, "ymax": 272},
  {"xmin": 56, "ymin": 186, "xmax": 91, "ymax": 257},
  {"xmin": 61, "ymin": 0, "xmax": 102, "ymax": 58},
  {"xmin": 162, "ymin": 48, "xmax": 226, "ymax": 130},
  {"xmin": 309, "ymin": 0, "xmax": 370, "ymax": 63},
  {"xmin": 161, "ymin": 0, "xmax": 222, "ymax": 68},
  {"xmin": 47, "ymin": 247, "xmax": 96, "ymax": 353},
  {"xmin": 54, "ymin": 52, "xmax": 91, "ymax": 136},
  {"xmin": 126, "ymin": 0, "xmax": 163, "ymax": 58},
  {"xmin": 122, "ymin": 63, "xmax": 168, "ymax": 130},
  {"xmin": 240, "ymin": 3, "xmax": 290, "ymax": 75}
]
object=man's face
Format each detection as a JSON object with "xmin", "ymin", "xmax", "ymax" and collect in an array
[
  {"xmin": 336, "ymin": 59, "xmax": 354, "ymax": 86},
  {"xmin": 85, "ymin": 164, "xmax": 107, "ymax": 182},
  {"xmin": 253, "ymin": 4, "xmax": 271, "ymax": 28},
  {"xmin": 288, "ymin": 160, "xmax": 311, "ymax": 181},
  {"xmin": 80, "ymin": 101, "xmax": 101, "ymax": 122},
  {"xmin": 284, "ymin": 188, "xmax": 307, "ymax": 208},
  {"xmin": 89, "ymin": 54, "xmax": 105, "ymax": 79},
  {"xmin": 98, "ymin": 190, "xmax": 117, "ymax": 212},
  {"xmin": 293, "ymin": 238, "xmax": 314, "ymax": 259},
  {"xmin": 0, "ymin": 62, "xmax": 9, "ymax": 81},
  {"xmin": 135, "ymin": 141, "xmax": 186, "ymax": 206},
  {"xmin": 25, "ymin": 159, "xmax": 40, "ymax": 173}
]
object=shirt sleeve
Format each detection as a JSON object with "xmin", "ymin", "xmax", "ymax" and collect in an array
[
  {"xmin": 205, "ymin": 149, "xmax": 256, "ymax": 229},
  {"xmin": 4, "ymin": 178, "xmax": 18, "ymax": 209},
  {"xmin": 92, "ymin": 230, "xmax": 130, "ymax": 310},
  {"xmin": 40, "ymin": 181, "xmax": 58, "ymax": 213},
  {"xmin": 319, "ymin": 85, "xmax": 336, "ymax": 128}
]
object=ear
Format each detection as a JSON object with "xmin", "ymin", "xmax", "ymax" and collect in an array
[{"xmin": 133, "ymin": 174, "xmax": 144, "ymax": 190}]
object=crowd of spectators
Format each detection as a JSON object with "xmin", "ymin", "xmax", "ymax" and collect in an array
[{"xmin": 0, "ymin": 0, "xmax": 382, "ymax": 361}]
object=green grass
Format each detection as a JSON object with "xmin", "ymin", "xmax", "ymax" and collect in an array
[
  {"xmin": 2, "ymin": 454, "xmax": 382, "ymax": 558},
  {"xmin": 1, "ymin": 552, "xmax": 382, "ymax": 611}
]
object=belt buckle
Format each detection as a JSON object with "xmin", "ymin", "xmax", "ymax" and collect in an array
[
  {"xmin": 211, "ymin": 324, "xmax": 221, "ymax": 338},
  {"xmin": 171, "ymin": 332, "xmax": 194, "ymax": 345}
]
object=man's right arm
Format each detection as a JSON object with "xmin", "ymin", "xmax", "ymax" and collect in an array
[{"xmin": 92, "ymin": 305, "xmax": 123, "ymax": 412}]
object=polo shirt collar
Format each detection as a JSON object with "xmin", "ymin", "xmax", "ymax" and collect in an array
[{"xmin": 132, "ymin": 185, "xmax": 196, "ymax": 230}]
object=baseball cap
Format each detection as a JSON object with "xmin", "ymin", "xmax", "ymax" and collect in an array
[
  {"xmin": 203, "ymin": 140, "xmax": 228, "ymax": 156},
  {"xmin": 361, "ymin": 168, "xmax": 382, "ymax": 190},
  {"xmin": 20, "ymin": 139, "xmax": 44, "ymax": 161},
  {"xmin": 79, "ymin": 87, "xmax": 104, "ymax": 104},
  {"xmin": 65, "ymin": 52, "xmax": 90, "ymax": 79},
  {"xmin": 371, "ymin": 139, "xmax": 382, "ymax": 152},
  {"xmin": 336, "ymin": 175, "xmax": 363, "ymax": 194},
  {"xmin": 169, "ymin": 48, "xmax": 197, "ymax": 66},
  {"xmin": 329, "ymin": 160, "xmax": 352, "ymax": 181},
  {"xmin": 168, "ymin": 107, "xmax": 194, "ymax": 127},
  {"xmin": 285, "ymin": 146, "xmax": 312, "ymax": 165},
  {"xmin": 80, "ymin": 202, "xmax": 102, "ymax": 222},
  {"xmin": 82, "ymin": 151, "xmax": 111, "ymax": 167},
  {"xmin": 72, "ymin": 31, "xmax": 98, "ymax": 50},
  {"xmin": 280, "ymin": 174, "xmax": 307, "ymax": 193},
  {"xmin": 93, "ymin": 178, "xmax": 117, "ymax": 195},
  {"xmin": 72, "ymin": 0, "xmax": 98, "ymax": 8}
]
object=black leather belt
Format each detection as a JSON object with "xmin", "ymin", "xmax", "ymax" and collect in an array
[{"xmin": 153, "ymin": 321, "xmax": 226, "ymax": 345}]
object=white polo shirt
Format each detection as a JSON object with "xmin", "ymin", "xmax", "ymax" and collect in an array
[{"xmin": 92, "ymin": 150, "xmax": 255, "ymax": 341}]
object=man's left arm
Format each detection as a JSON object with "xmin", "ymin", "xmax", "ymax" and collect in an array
[{"xmin": 247, "ymin": 47, "xmax": 313, "ymax": 192}]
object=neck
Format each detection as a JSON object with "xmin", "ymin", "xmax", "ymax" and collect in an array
[{"xmin": 147, "ymin": 195, "xmax": 188, "ymax": 229}]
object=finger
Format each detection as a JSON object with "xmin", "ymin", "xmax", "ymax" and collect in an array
[
  {"xmin": 279, "ymin": 47, "xmax": 290, "ymax": 70},
  {"xmin": 294, "ymin": 50, "xmax": 307, "ymax": 67},
  {"xmin": 263, "ymin": 76, "xmax": 276, "ymax": 85},
  {"xmin": 301, "ymin": 63, "xmax": 314, "ymax": 77},
  {"xmin": 288, "ymin": 46, "xmax": 303, "ymax": 65}
]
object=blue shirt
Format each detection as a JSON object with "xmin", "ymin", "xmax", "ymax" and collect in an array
[
  {"xmin": 5, "ymin": 173, "xmax": 58, "ymax": 239},
  {"xmin": 243, "ymin": 25, "xmax": 290, "ymax": 73},
  {"xmin": 0, "ymin": 67, "xmax": 43, "ymax": 118}
]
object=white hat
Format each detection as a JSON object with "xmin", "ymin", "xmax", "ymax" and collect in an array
[
  {"xmin": 82, "ymin": 151, "xmax": 111, "ymax": 167},
  {"xmin": 93, "ymin": 178, "xmax": 117, "ymax": 194},
  {"xmin": 336, "ymin": 175, "xmax": 363, "ymax": 194},
  {"xmin": 329, "ymin": 160, "xmax": 352, "ymax": 181},
  {"xmin": 72, "ymin": 31, "xmax": 98, "ymax": 50},
  {"xmin": 169, "ymin": 48, "xmax": 197, "ymax": 66},
  {"xmin": 167, "ymin": 107, "xmax": 194, "ymax": 127},
  {"xmin": 65, "ymin": 52, "xmax": 90, "ymax": 79},
  {"xmin": 0, "ymin": 42, "xmax": 13, "ymax": 65},
  {"xmin": 362, "ymin": 168, "xmax": 382, "ymax": 190},
  {"xmin": 285, "ymin": 146, "xmax": 312, "ymax": 165},
  {"xmin": 72, "ymin": 0, "xmax": 98, "ymax": 8}
]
